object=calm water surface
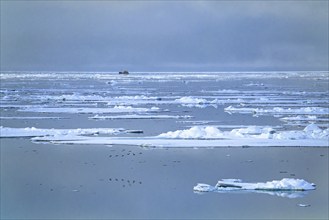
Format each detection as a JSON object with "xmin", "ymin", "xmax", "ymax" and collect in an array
[{"xmin": 1, "ymin": 72, "xmax": 328, "ymax": 219}]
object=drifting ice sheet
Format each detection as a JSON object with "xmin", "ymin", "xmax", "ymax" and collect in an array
[
  {"xmin": 0, "ymin": 126, "xmax": 142, "ymax": 138},
  {"xmin": 175, "ymin": 97, "xmax": 207, "ymax": 104},
  {"xmin": 89, "ymin": 114, "xmax": 192, "ymax": 120},
  {"xmin": 18, "ymin": 106, "xmax": 162, "ymax": 114},
  {"xmin": 193, "ymin": 178, "xmax": 316, "ymax": 198},
  {"xmin": 1, "ymin": 124, "xmax": 328, "ymax": 147},
  {"xmin": 225, "ymin": 106, "xmax": 329, "ymax": 115},
  {"xmin": 175, "ymin": 96, "xmax": 217, "ymax": 108},
  {"xmin": 280, "ymin": 115, "xmax": 329, "ymax": 122},
  {"xmin": 0, "ymin": 116, "xmax": 66, "ymax": 120}
]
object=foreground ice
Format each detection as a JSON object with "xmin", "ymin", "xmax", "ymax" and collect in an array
[{"xmin": 193, "ymin": 178, "xmax": 316, "ymax": 198}]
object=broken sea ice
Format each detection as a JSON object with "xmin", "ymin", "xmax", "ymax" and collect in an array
[{"xmin": 193, "ymin": 178, "xmax": 316, "ymax": 193}]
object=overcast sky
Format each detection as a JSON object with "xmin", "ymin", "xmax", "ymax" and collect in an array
[{"xmin": 1, "ymin": 1, "xmax": 328, "ymax": 72}]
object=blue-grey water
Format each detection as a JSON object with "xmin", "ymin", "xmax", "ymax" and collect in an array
[{"xmin": 1, "ymin": 72, "xmax": 328, "ymax": 219}]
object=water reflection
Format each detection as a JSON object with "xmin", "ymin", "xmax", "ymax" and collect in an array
[{"xmin": 194, "ymin": 189, "xmax": 311, "ymax": 198}]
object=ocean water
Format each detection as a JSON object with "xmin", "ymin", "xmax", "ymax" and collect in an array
[{"xmin": 1, "ymin": 71, "xmax": 328, "ymax": 219}]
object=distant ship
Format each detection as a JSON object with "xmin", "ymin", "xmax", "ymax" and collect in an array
[{"xmin": 119, "ymin": 70, "xmax": 129, "ymax": 75}]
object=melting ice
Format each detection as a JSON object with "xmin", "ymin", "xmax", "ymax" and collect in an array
[{"xmin": 193, "ymin": 178, "xmax": 316, "ymax": 198}]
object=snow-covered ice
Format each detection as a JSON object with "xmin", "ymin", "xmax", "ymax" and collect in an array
[
  {"xmin": 175, "ymin": 97, "xmax": 207, "ymax": 104},
  {"xmin": 214, "ymin": 178, "xmax": 316, "ymax": 191},
  {"xmin": 0, "ymin": 116, "xmax": 66, "ymax": 120},
  {"xmin": 193, "ymin": 178, "xmax": 316, "ymax": 198},
  {"xmin": 174, "ymin": 96, "xmax": 217, "ymax": 108},
  {"xmin": 158, "ymin": 126, "xmax": 225, "ymax": 139},
  {"xmin": 280, "ymin": 115, "xmax": 329, "ymax": 124},
  {"xmin": 225, "ymin": 106, "xmax": 328, "ymax": 115},
  {"xmin": 0, "ymin": 126, "xmax": 142, "ymax": 138},
  {"xmin": 158, "ymin": 124, "xmax": 328, "ymax": 141}
]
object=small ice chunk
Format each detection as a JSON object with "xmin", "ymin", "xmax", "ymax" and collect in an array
[
  {"xmin": 303, "ymin": 123, "xmax": 322, "ymax": 133},
  {"xmin": 193, "ymin": 183, "xmax": 216, "ymax": 192},
  {"xmin": 175, "ymin": 97, "xmax": 207, "ymax": 104},
  {"xmin": 221, "ymin": 179, "xmax": 242, "ymax": 183}
]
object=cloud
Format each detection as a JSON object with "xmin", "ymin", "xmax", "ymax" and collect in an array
[{"xmin": 1, "ymin": 1, "xmax": 328, "ymax": 71}]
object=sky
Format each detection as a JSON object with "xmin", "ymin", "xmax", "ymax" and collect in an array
[{"xmin": 1, "ymin": 0, "xmax": 328, "ymax": 72}]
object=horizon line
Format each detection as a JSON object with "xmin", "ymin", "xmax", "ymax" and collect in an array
[{"xmin": 1, "ymin": 70, "xmax": 328, "ymax": 73}]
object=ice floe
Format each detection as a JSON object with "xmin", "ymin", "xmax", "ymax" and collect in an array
[
  {"xmin": 158, "ymin": 124, "xmax": 328, "ymax": 141},
  {"xmin": 30, "ymin": 137, "xmax": 327, "ymax": 147},
  {"xmin": 280, "ymin": 115, "xmax": 329, "ymax": 122},
  {"xmin": 8, "ymin": 124, "xmax": 328, "ymax": 147},
  {"xmin": 0, "ymin": 126, "xmax": 142, "ymax": 138},
  {"xmin": 174, "ymin": 96, "xmax": 217, "ymax": 108},
  {"xmin": 193, "ymin": 178, "xmax": 316, "ymax": 198},
  {"xmin": 225, "ymin": 106, "xmax": 328, "ymax": 115},
  {"xmin": 0, "ymin": 116, "xmax": 67, "ymax": 120},
  {"xmin": 112, "ymin": 95, "xmax": 158, "ymax": 100},
  {"xmin": 18, "ymin": 106, "xmax": 162, "ymax": 114},
  {"xmin": 175, "ymin": 97, "xmax": 207, "ymax": 104},
  {"xmin": 89, "ymin": 114, "xmax": 192, "ymax": 120}
]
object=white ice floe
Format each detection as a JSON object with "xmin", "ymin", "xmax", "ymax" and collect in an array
[
  {"xmin": 158, "ymin": 125, "xmax": 328, "ymax": 140},
  {"xmin": 280, "ymin": 115, "xmax": 329, "ymax": 122},
  {"xmin": 39, "ymin": 94, "xmax": 108, "ymax": 101},
  {"xmin": 175, "ymin": 97, "xmax": 207, "ymax": 104},
  {"xmin": 0, "ymin": 116, "xmax": 67, "ymax": 120},
  {"xmin": 18, "ymin": 105, "xmax": 162, "ymax": 114},
  {"xmin": 0, "ymin": 126, "xmax": 142, "ymax": 138},
  {"xmin": 193, "ymin": 183, "xmax": 216, "ymax": 192},
  {"xmin": 105, "ymin": 95, "xmax": 165, "ymax": 105},
  {"xmin": 174, "ymin": 96, "xmax": 217, "ymax": 108},
  {"xmin": 30, "ymin": 137, "xmax": 328, "ymax": 147},
  {"xmin": 26, "ymin": 124, "xmax": 329, "ymax": 147},
  {"xmin": 89, "ymin": 114, "xmax": 192, "ymax": 120},
  {"xmin": 225, "ymin": 106, "xmax": 329, "ymax": 115},
  {"xmin": 193, "ymin": 178, "xmax": 316, "ymax": 198},
  {"xmin": 112, "ymin": 95, "xmax": 158, "ymax": 100}
]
